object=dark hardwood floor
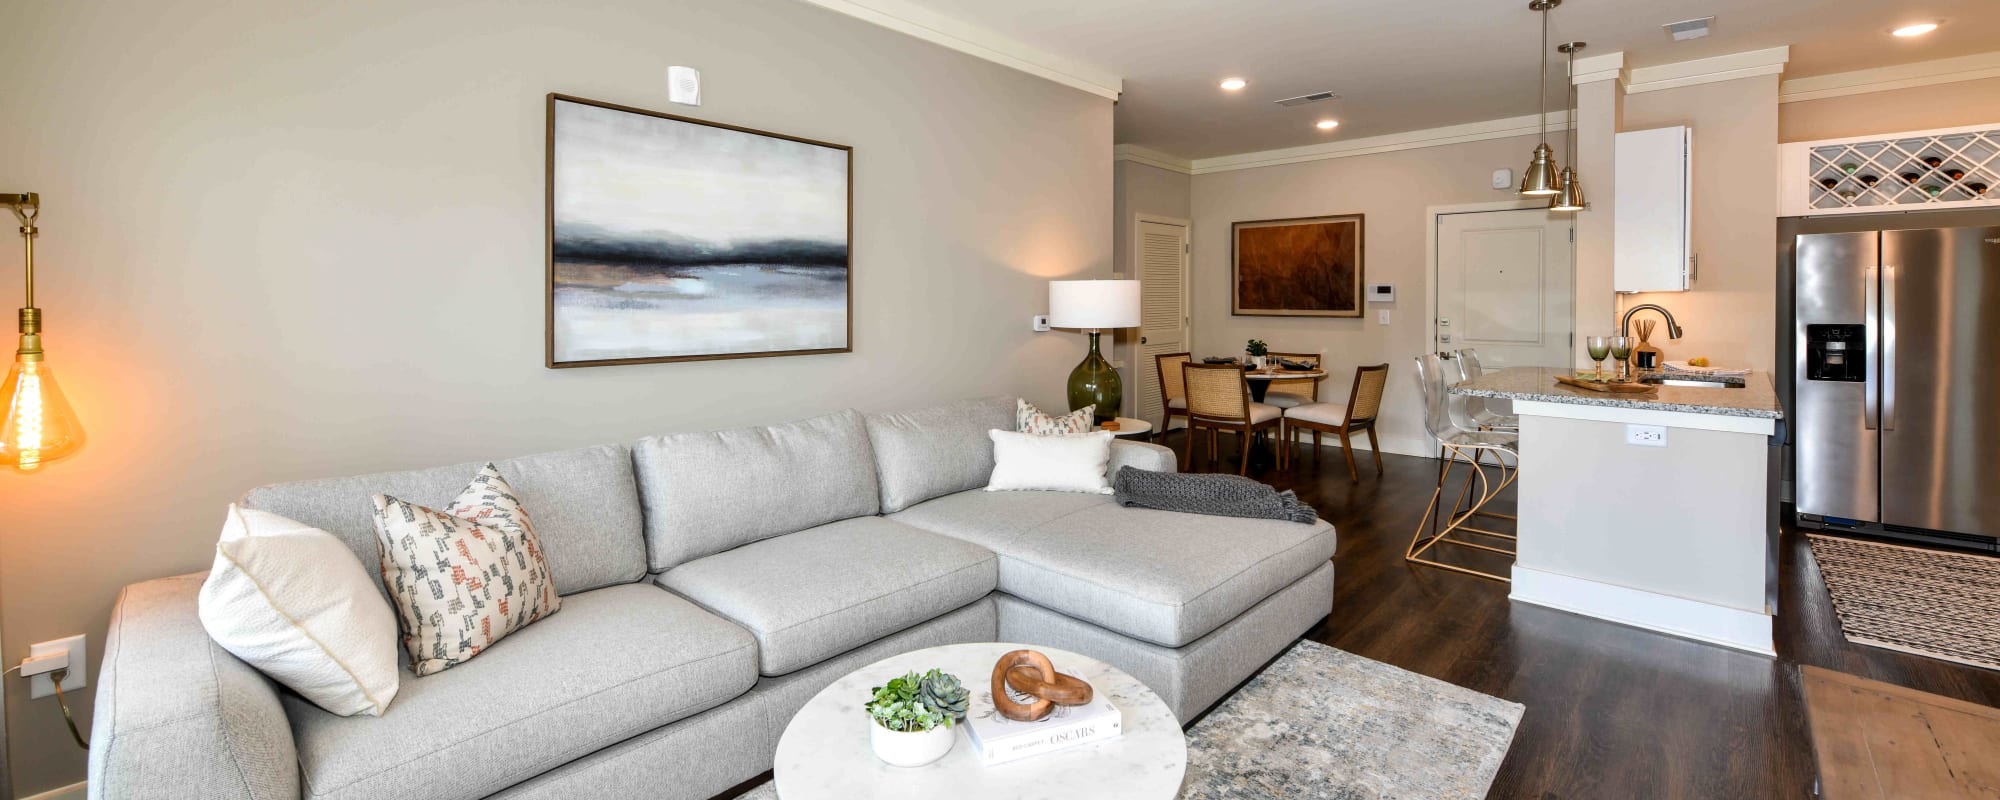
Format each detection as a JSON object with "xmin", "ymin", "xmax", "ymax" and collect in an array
[{"xmin": 1165, "ymin": 428, "xmax": 2000, "ymax": 800}]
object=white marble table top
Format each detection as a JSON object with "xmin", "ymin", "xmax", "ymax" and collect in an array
[
  {"xmin": 773, "ymin": 642, "xmax": 1187, "ymax": 800},
  {"xmin": 1244, "ymin": 369, "xmax": 1326, "ymax": 380}
]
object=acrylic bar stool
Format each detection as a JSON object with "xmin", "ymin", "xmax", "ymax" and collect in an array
[{"xmin": 1406, "ymin": 352, "xmax": 1520, "ymax": 583}]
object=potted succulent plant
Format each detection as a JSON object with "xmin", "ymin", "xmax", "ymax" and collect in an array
[
  {"xmin": 1246, "ymin": 339, "xmax": 1270, "ymax": 369},
  {"xmin": 866, "ymin": 668, "xmax": 970, "ymax": 767}
]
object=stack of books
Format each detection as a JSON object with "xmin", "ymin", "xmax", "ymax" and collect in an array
[{"xmin": 963, "ymin": 677, "xmax": 1122, "ymax": 765}]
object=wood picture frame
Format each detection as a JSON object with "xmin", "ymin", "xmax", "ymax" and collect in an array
[
  {"xmin": 1230, "ymin": 213, "xmax": 1365, "ymax": 318},
  {"xmin": 545, "ymin": 93, "xmax": 854, "ymax": 368}
]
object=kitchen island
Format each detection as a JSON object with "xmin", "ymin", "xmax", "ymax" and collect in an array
[{"xmin": 1452, "ymin": 367, "xmax": 1784, "ymax": 655}]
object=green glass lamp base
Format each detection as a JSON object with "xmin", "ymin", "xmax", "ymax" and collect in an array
[{"xmin": 1067, "ymin": 331, "xmax": 1121, "ymax": 425}]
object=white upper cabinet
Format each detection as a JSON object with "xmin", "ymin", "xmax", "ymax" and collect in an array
[{"xmin": 1615, "ymin": 126, "xmax": 1694, "ymax": 293}]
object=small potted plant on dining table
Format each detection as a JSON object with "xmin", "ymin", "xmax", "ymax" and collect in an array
[
  {"xmin": 866, "ymin": 668, "xmax": 971, "ymax": 767},
  {"xmin": 1246, "ymin": 339, "xmax": 1270, "ymax": 370}
]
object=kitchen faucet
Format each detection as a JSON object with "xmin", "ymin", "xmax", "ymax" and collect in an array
[{"xmin": 1620, "ymin": 304, "xmax": 1684, "ymax": 340}]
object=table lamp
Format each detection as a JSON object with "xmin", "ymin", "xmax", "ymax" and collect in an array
[
  {"xmin": 3, "ymin": 192, "xmax": 84, "ymax": 471},
  {"xmin": 1048, "ymin": 280, "xmax": 1140, "ymax": 424}
]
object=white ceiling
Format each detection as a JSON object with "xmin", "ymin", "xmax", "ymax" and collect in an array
[{"xmin": 891, "ymin": 0, "xmax": 2000, "ymax": 159}]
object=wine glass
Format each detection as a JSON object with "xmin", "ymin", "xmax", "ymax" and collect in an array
[
  {"xmin": 1608, "ymin": 336, "xmax": 1634, "ymax": 381},
  {"xmin": 1585, "ymin": 336, "xmax": 1611, "ymax": 381}
]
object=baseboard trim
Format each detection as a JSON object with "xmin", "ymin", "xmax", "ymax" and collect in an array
[
  {"xmin": 21, "ymin": 781, "xmax": 87, "ymax": 800},
  {"xmin": 1510, "ymin": 565, "xmax": 1775, "ymax": 656}
]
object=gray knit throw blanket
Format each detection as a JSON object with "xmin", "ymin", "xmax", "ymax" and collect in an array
[{"xmin": 1111, "ymin": 467, "xmax": 1319, "ymax": 524}]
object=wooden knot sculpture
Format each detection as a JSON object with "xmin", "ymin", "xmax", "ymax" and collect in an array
[{"xmin": 990, "ymin": 649, "xmax": 1095, "ymax": 721}]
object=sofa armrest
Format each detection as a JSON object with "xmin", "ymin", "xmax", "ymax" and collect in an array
[
  {"xmin": 1109, "ymin": 440, "xmax": 1177, "ymax": 474},
  {"xmin": 89, "ymin": 573, "xmax": 300, "ymax": 800}
]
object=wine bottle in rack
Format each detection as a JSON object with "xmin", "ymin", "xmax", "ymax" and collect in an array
[
  {"xmin": 1944, "ymin": 168, "xmax": 1965, "ymax": 181},
  {"xmin": 1901, "ymin": 172, "xmax": 1921, "ymax": 184},
  {"xmin": 1969, "ymin": 182, "xmax": 1990, "ymax": 196},
  {"xmin": 1819, "ymin": 178, "xmax": 1838, "ymax": 190},
  {"xmin": 1923, "ymin": 156, "xmax": 1944, "ymax": 168},
  {"xmin": 1859, "ymin": 175, "xmax": 1879, "ymax": 187}
]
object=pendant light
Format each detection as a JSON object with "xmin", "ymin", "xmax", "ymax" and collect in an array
[
  {"xmin": 1550, "ymin": 41, "xmax": 1588, "ymax": 212},
  {"xmin": 2, "ymin": 193, "xmax": 85, "ymax": 471},
  {"xmin": 1518, "ymin": 0, "xmax": 1564, "ymax": 197}
]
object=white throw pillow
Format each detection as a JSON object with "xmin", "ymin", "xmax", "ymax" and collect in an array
[
  {"xmin": 198, "ymin": 505, "xmax": 401, "ymax": 717},
  {"xmin": 985, "ymin": 429, "xmax": 1116, "ymax": 494}
]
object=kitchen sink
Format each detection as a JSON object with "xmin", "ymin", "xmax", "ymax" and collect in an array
[{"xmin": 1638, "ymin": 375, "xmax": 1744, "ymax": 389}]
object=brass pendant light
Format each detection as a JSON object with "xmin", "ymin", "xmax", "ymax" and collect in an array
[
  {"xmin": 1518, "ymin": 0, "xmax": 1564, "ymax": 197},
  {"xmin": 1550, "ymin": 41, "xmax": 1587, "ymax": 211}
]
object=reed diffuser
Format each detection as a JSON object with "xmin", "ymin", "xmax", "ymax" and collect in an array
[{"xmin": 1632, "ymin": 319, "xmax": 1663, "ymax": 371}]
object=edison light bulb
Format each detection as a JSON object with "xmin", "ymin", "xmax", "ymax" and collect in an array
[{"xmin": 1, "ymin": 358, "xmax": 84, "ymax": 471}]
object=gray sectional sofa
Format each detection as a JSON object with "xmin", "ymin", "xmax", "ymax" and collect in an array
[{"xmin": 88, "ymin": 396, "xmax": 1337, "ymax": 800}]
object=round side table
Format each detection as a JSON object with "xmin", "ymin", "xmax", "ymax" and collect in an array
[{"xmin": 1099, "ymin": 417, "xmax": 1153, "ymax": 439}]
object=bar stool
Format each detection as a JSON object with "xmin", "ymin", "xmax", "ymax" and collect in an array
[
  {"xmin": 1407, "ymin": 352, "xmax": 1519, "ymax": 583},
  {"xmin": 1451, "ymin": 349, "xmax": 1518, "ymax": 432}
]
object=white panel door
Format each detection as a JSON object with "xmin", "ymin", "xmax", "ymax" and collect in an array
[
  {"xmin": 1436, "ymin": 209, "xmax": 1573, "ymax": 369},
  {"xmin": 1135, "ymin": 218, "xmax": 1188, "ymax": 428}
]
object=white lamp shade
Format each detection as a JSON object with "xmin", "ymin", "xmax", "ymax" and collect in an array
[{"xmin": 1048, "ymin": 280, "xmax": 1141, "ymax": 329}]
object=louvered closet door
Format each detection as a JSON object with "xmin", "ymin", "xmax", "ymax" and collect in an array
[{"xmin": 1135, "ymin": 219, "xmax": 1189, "ymax": 428}]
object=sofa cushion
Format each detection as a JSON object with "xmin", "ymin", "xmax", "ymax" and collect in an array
[
  {"xmin": 864, "ymin": 396, "xmax": 1013, "ymax": 514},
  {"xmin": 898, "ymin": 496, "xmax": 1335, "ymax": 648},
  {"xmin": 635, "ymin": 410, "xmax": 880, "ymax": 572},
  {"xmin": 285, "ymin": 583, "xmax": 756, "ymax": 800},
  {"xmin": 886, "ymin": 489, "xmax": 1115, "ymax": 552},
  {"xmin": 243, "ymin": 444, "xmax": 646, "ymax": 597},
  {"xmin": 658, "ymin": 517, "xmax": 996, "ymax": 676}
]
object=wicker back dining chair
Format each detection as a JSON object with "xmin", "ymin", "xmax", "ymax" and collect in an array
[
  {"xmin": 1261, "ymin": 351, "xmax": 1322, "ymax": 409},
  {"xmin": 1278, "ymin": 363, "xmax": 1389, "ymax": 480},
  {"xmin": 1180, "ymin": 362, "xmax": 1283, "ymax": 475},
  {"xmin": 1154, "ymin": 352, "xmax": 1192, "ymax": 433}
]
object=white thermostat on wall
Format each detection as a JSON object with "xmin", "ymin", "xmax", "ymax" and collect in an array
[
  {"xmin": 1366, "ymin": 283, "xmax": 1395, "ymax": 303},
  {"xmin": 669, "ymin": 66, "xmax": 702, "ymax": 106},
  {"xmin": 1491, "ymin": 168, "xmax": 1513, "ymax": 190}
]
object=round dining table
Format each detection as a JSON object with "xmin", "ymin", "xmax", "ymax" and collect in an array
[{"xmin": 1244, "ymin": 367, "xmax": 1327, "ymax": 403}]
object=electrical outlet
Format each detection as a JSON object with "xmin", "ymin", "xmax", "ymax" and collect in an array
[
  {"xmin": 28, "ymin": 634, "xmax": 86, "ymax": 699},
  {"xmin": 1625, "ymin": 424, "xmax": 1667, "ymax": 448}
]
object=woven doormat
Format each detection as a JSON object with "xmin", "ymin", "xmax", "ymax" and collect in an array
[{"xmin": 1807, "ymin": 534, "xmax": 2000, "ymax": 671}]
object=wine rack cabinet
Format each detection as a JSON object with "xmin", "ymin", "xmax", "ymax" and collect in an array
[{"xmin": 1780, "ymin": 122, "xmax": 2000, "ymax": 217}]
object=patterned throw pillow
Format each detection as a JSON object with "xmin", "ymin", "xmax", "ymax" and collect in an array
[
  {"xmin": 371, "ymin": 464, "xmax": 561, "ymax": 676},
  {"xmin": 1017, "ymin": 399, "xmax": 1094, "ymax": 435}
]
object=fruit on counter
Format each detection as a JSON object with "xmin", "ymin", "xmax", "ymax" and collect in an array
[{"xmin": 1687, "ymin": 357, "xmax": 1710, "ymax": 367}]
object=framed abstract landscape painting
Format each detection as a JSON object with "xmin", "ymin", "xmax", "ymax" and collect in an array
[
  {"xmin": 1231, "ymin": 214, "xmax": 1364, "ymax": 317},
  {"xmin": 546, "ymin": 94, "xmax": 853, "ymax": 367}
]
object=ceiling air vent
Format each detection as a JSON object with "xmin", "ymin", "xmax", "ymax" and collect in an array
[
  {"xmin": 1275, "ymin": 91, "xmax": 1340, "ymax": 107},
  {"xmin": 1663, "ymin": 16, "xmax": 1713, "ymax": 41}
]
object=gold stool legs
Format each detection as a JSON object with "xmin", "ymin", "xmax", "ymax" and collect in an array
[{"xmin": 1405, "ymin": 443, "xmax": 1518, "ymax": 582}]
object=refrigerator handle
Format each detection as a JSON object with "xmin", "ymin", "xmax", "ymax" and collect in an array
[
  {"xmin": 1864, "ymin": 265, "xmax": 1879, "ymax": 430},
  {"xmin": 1881, "ymin": 265, "xmax": 1897, "ymax": 431}
]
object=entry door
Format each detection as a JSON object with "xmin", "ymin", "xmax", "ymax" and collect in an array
[
  {"xmin": 1135, "ymin": 218, "xmax": 1189, "ymax": 427},
  {"xmin": 1436, "ymin": 209, "xmax": 1573, "ymax": 368}
]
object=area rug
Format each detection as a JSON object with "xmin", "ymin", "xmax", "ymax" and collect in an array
[
  {"xmin": 741, "ymin": 640, "xmax": 1524, "ymax": 799},
  {"xmin": 1808, "ymin": 534, "xmax": 2000, "ymax": 671}
]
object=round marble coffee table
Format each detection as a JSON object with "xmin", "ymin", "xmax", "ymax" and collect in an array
[{"xmin": 773, "ymin": 642, "xmax": 1186, "ymax": 799}]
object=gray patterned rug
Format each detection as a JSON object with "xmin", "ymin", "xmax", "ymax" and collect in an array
[
  {"xmin": 743, "ymin": 640, "xmax": 1524, "ymax": 799},
  {"xmin": 1808, "ymin": 534, "xmax": 2000, "ymax": 671}
]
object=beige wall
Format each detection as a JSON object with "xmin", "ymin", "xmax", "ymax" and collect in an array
[
  {"xmin": 1619, "ymin": 75, "xmax": 1782, "ymax": 374},
  {"xmin": 1112, "ymin": 161, "xmax": 1192, "ymax": 418},
  {"xmin": 0, "ymin": 0, "xmax": 1112, "ymax": 793},
  {"xmin": 1189, "ymin": 134, "xmax": 1547, "ymax": 456},
  {"xmin": 1781, "ymin": 76, "xmax": 2000, "ymax": 143}
]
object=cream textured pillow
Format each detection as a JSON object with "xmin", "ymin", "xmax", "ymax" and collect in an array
[
  {"xmin": 985, "ymin": 429, "xmax": 1116, "ymax": 494},
  {"xmin": 373, "ymin": 463, "xmax": 561, "ymax": 676},
  {"xmin": 1017, "ymin": 399, "xmax": 1094, "ymax": 435},
  {"xmin": 198, "ymin": 505, "xmax": 401, "ymax": 717}
]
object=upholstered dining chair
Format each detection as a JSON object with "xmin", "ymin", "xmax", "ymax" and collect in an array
[
  {"xmin": 1279, "ymin": 363, "xmax": 1389, "ymax": 480},
  {"xmin": 1154, "ymin": 352, "xmax": 1191, "ymax": 433},
  {"xmin": 1181, "ymin": 362, "xmax": 1282, "ymax": 475},
  {"xmin": 1261, "ymin": 351, "xmax": 1321, "ymax": 409}
]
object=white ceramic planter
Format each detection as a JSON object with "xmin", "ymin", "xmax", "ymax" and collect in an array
[
  {"xmin": 869, "ymin": 722, "xmax": 955, "ymax": 767},
  {"xmin": 1251, "ymin": 355, "xmax": 1267, "ymax": 369}
]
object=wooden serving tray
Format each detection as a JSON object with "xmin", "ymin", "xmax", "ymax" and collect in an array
[{"xmin": 1553, "ymin": 374, "xmax": 1657, "ymax": 394}]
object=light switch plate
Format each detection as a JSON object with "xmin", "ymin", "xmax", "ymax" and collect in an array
[
  {"xmin": 1625, "ymin": 424, "xmax": 1667, "ymax": 448},
  {"xmin": 29, "ymin": 635, "xmax": 86, "ymax": 699},
  {"xmin": 1377, "ymin": 309, "xmax": 1391, "ymax": 326}
]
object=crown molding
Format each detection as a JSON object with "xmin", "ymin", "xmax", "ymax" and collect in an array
[
  {"xmin": 1626, "ymin": 46, "xmax": 1790, "ymax": 95},
  {"xmin": 1780, "ymin": 50, "xmax": 2000, "ymax": 104},
  {"xmin": 792, "ymin": 0, "xmax": 1123, "ymax": 100},
  {"xmin": 1114, "ymin": 144, "xmax": 1194, "ymax": 175},
  {"xmin": 1187, "ymin": 111, "xmax": 1571, "ymax": 175},
  {"xmin": 1570, "ymin": 51, "xmax": 1628, "ymax": 86}
]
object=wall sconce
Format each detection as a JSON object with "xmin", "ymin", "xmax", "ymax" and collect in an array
[{"xmin": 3, "ymin": 192, "xmax": 85, "ymax": 471}]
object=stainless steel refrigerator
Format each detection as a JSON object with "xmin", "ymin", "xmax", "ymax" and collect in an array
[{"xmin": 1794, "ymin": 224, "xmax": 2000, "ymax": 550}]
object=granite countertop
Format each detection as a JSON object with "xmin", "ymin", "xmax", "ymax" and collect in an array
[{"xmin": 1450, "ymin": 367, "xmax": 1784, "ymax": 419}]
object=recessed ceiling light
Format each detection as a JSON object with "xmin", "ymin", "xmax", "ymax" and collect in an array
[
  {"xmin": 1892, "ymin": 22, "xmax": 1939, "ymax": 37},
  {"xmin": 1316, "ymin": 119, "xmax": 1339, "ymax": 130},
  {"xmin": 1220, "ymin": 78, "xmax": 1247, "ymax": 91}
]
